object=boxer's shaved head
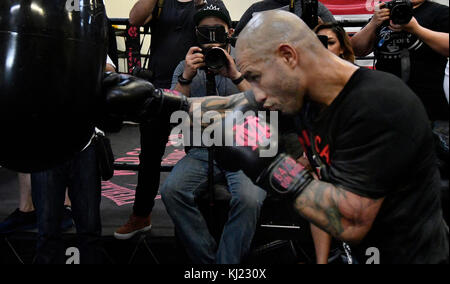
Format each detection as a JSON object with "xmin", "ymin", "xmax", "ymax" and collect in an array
[
  {"xmin": 235, "ymin": 10, "xmax": 329, "ymax": 114},
  {"xmin": 234, "ymin": 10, "xmax": 357, "ymax": 114},
  {"xmin": 236, "ymin": 10, "xmax": 325, "ymax": 63}
]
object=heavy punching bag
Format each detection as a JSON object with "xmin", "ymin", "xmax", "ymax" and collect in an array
[{"xmin": 0, "ymin": 0, "xmax": 108, "ymax": 172}]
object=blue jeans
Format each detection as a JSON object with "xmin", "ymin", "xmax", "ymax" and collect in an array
[
  {"xmin": 31, "ymin": 144, "xmax": 102, "ymax": 264},
  {"xmin": 160, "ymin": 148, "xmax": 266, "ymax": 264}
]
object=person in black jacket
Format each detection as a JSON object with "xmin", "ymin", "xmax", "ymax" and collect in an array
[
  {"xmin": 114, "ymin": 0, "xmax": 206, "ymax": 240},
  {"xmin": 235, "ymin": 0, "xmax": 336, "ymax": 36}
]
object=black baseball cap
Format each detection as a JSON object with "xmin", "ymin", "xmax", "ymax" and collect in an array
[{"xmin": 194, "ymin": 0, "xmax": 232, "ymax": 28}]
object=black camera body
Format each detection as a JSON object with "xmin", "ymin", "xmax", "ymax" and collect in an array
[
  {"xmin": 195, "ymin": 24, "xmax": 230, "ymax": 70},
  {"xmin": 201, "ymin": 47, "xmax": 228, "ymax": 71},
  {"xmin": 385, "ymin": 0, "xmax": 413, "ymax": 25}
]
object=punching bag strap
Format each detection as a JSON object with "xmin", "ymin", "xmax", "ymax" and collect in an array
[{"xmin": 290, "ymin": 0, "xmax": 295, "ymax": 13}]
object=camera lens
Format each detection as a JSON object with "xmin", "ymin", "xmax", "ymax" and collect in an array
[
  {"xmin": 387, "ymin": 0, "xmax": 413, "ymax": 25},
  {"xmin": 204, "ymin": 48, "xmax": 227, "ymax": 70},
  {"xmin": 391, "ymin": 5, "xmax": 413, "ymax": 25}
]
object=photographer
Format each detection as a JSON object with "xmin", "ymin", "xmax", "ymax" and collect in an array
[
  {"xmin": 159, "ymin": 0, "xmax": 266, "ymax": 264},
  {"xmin": 351, "ymin": 0, "xmax": 449, "ymax": 121},
  {"xmin": 172, "ymin": 28, "xmax": 250, "ymax": 96},
  {"xmin": 115, "ymin": 0, "xmax": 205, "ymax": 240},
  {"xmin": 315, "ymin": 22, "xmax": 356, "ymax": 63}
]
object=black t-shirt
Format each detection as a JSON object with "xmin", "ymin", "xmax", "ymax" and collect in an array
[
  {"xmin": 149, "ymin": 0, "xmax": 199, "ymax": 89},
  {"xmin": 235, "ymin": 0, "xmax": 335, "ymax": 36},
  {"xmin": 374, "ymin": 1, "xmax": 449, "ymax": 121},
  {"xmin": 295, "ymin": 68, "xmax": 449, "ymax": 263}
]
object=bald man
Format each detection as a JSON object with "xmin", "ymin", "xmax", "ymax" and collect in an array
[
  {"xmin": 210, "ymin": 10, "xmax": 448, "ymax": 264},
  {"xmin": 103, "ymin": 10, "xmax": 449, "ymax": 263}
]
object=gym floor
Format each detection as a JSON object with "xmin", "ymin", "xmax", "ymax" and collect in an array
[{"xmin": 0, "ymin": 124, "xmax": 182, "ymax": 264}]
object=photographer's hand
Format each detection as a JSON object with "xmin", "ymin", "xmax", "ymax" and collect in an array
[
  {"xmin": 389, "ymin": 17, "xmax": 419, "ymax": 33},
  {"xmin": 174, "ymin": 47, "xmax": 206, "ymax": 97},
  {"xmin": 371, "ymin": 2, "xmax": 391, "ymax": 28},
  {"xmin": 183, "ymin": 46, "xmax": 205, "ymax": 81},
  {"xmin": 390, "ymin": 16, "xmax": 449, "ymax": 57},
  {"xmin": 216, "ymin": 47, "xmax": 252, "ymax": 92},
  {"xmin": 351, "ymin": 2, "xmax": 390, "ymax": 57}
]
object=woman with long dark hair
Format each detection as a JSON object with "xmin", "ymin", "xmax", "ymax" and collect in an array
[{"xmin": 314, "ymin": 22, "xmax": 356, "ymax": 63}]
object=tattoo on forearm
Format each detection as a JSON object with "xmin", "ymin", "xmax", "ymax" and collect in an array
[
  {"xmin": 187, "ymin": 93, "xmax": 248, "ymax": 128},
  {"xmin": 294, "ymin": 180, "xmax": 383, "ymax": 242},
  {"xmin": 295, "ymin": 180, "xmax": 346, "ymax": 237},
  {"xmin": 199, "ymin": 92, "xmax": 247, "ymax": 112}
]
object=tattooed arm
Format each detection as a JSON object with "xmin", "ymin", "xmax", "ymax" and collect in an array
[
  {"xmin": 294, "ymin": 180, "xmax": 384, "ymax": 244},
  {"xmin": 185, "ymin": 91, "xmax": 254, "ymax": 126},
  {"xmin": 188, "ymin": 92, "xmax": 250, "ymax": 112}
]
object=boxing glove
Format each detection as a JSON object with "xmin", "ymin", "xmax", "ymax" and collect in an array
[
  {"xmin": 103, "ymin": 72, "xmax": 190, "ymax": 121},
  {"xmin": 214, "ymin": 104, "xmax": 314, "ymax": 199}
]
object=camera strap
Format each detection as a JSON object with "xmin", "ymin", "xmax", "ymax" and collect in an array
[
  {"xmin": 290, "ymin": 0, "xmax": 295, "ymax": 12},
  {"xmin": 400, "ymin": 48, "xmax": 411, "ymax": 83},
  {"xmin": 205, "ymin": 70, "xmax": 218, "ymax": 97}
]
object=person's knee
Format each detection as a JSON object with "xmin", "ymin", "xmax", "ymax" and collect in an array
[
  {"xmin": 160, "ymin": 175, "xmax": 186, "ymax": 204},
  {"xmin": 159, "ymin": 180, "xmax": 173, "ymax": 201},
  {"xmin": 230, "ymin": 186, "xmax": 265, "ymax": 212}
]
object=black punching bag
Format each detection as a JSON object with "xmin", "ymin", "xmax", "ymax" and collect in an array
[{"xmin": 0, "ymin": 0, "xmax": 108, "ymax": 172}]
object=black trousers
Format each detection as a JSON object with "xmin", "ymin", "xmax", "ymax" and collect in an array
[{"xmin": 133, "ymin": 115, "xmax": 171, "ymax": 217}]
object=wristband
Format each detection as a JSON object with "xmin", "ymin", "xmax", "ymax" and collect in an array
[
  {"xmin": 178, "ymin": 74, "xmax": 192, "ymax": 85},
  {"xmin": 232, "ymin": 75, "xmax": 245, "ymax": 85}
]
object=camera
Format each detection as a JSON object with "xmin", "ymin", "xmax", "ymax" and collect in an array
[
  {"xmin": 202, "ymin": 47, "xmax": 228, "ymax": 70},
  {"xmin": 384, "ymin": 0, "xmax": 413, "ymax": 25},
  {"xmin": 317, "ymin": 35, "xmax": 329, "ymax": 48},
  {"xmin": 195, "ymin": 25, "xmax": 230, "ymax": 70}
]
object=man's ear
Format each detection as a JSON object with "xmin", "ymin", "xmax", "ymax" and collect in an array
[{"xmin": 277, "ymin": 44, "xmax": 298, "ymax": 69}]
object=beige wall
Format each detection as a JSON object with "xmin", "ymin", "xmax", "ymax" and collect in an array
[
  {"xmin": 104, "ymin": 0, "xmax": 260, "ymax": 20},
  {"xmin": 434, "ymin": 0, "xmax": 449, "ymax": 6}
]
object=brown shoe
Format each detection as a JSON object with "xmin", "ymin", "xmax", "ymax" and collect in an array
[{"xmin": 114, "ymin": 214, "xmax": 152, "ymax": 240}]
